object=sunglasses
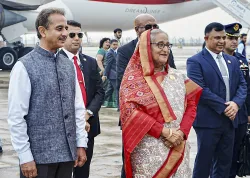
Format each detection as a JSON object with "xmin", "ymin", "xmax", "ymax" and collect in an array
[
  {"xmin": 145, "ymin": 24, "xmax": 159, "ymax": 30},
  {"xmin": 136, "ymin": 24, "xmax": 159, "ymax": 31},
  {"xmin": 69, "ymin": 32, "xmax": 83, "ymax": 38}
]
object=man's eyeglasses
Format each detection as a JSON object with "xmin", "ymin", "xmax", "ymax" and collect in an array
[
  {"xmin": 136, "ymin": 24, "xmax": 159, "ymax": 30},
  {"xmin": 150, "ymin": 42, "xmax": 173, "ymax": 49},
  {"xmin": 69, "ymin": 32, "xmax": 84, "ymax": 38}
]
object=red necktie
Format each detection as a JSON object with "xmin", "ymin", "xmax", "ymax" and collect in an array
[{"xmin": 73, "ymin": 56, "xmax": 87, "ymax": 105}]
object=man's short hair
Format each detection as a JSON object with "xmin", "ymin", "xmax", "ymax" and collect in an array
[
  {"xmin": 204, "ymin": 22, "xmax": 224, "ymax": 35},
  {"xmin": 67, "ymin": 20, "xmax": 81, "ymax": 28},
  {"xmin": 35, "ymin": 8, "xmax": 65, "ymax": 39},
  {"xmin": 241, "ymin": 33, "xmax": 247, "ymax": 38},
  {"xmin": 114, "ymin": 28, "xmax": 122, "ymax": 33},
  {"xmin": 110, "ymin": 39, "xmax": 118, "ymax": 44}
]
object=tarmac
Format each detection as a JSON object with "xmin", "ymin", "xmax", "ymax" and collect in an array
[{"xmin": 0, "ymin": 46, "xmax": 248, "ymax": 178}]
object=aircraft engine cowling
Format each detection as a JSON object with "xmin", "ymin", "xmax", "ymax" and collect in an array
[
  {"xmin": 0, "ymin": 4, "xmax": 27, "ymax": 33},
  {"xmin": 0, "ymin": 4, "xmax": 4, "ymax": 32}
]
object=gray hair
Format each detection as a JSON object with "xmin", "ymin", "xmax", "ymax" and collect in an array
[
  {"xmin": 35, "ymin": 8, "xmax": 65, "ymax": 39},
  {"xmin": 150, "ymin": 29, "xmax": 168, "ymax": 42}
]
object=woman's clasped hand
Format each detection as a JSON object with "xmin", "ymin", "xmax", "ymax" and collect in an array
[{"xmin": 161, "ymin": 128, "xmax": 185, "ymax": 148}]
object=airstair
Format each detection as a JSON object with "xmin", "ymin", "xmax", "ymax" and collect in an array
[{"xmin": 212, "ymin": 0, "xmax": 250, "ymax": 29}]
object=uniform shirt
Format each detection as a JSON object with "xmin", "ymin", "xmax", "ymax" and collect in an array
[{"xmin": 8, "ymin": 59, "xmax": 88, "ymax": 165}]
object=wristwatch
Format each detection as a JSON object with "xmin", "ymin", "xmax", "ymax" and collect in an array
[{"xmin": 86, "ymin": 109, "xmax": 94, "ymax": 116}]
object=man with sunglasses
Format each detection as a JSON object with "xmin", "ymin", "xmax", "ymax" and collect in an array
[
  {"xmin": 117, "ymin": 14, "xmax": 176, "ymax": 112},
  {"xmin": 60, "ymin": 20, "xmax": 104, "ymax": 178},
  {"xmin": 116, "ymin": 13, "xmax": 176, "ymax": 178}
]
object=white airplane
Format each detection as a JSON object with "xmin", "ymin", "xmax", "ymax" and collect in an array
[{"xmin": 0, "ymin": 0, "xmax": 216, "ymax": 70}]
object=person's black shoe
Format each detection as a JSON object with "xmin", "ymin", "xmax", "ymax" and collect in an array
[{"xmin": 0, "ymin": 146, "xmax": 3, "ymax": 153}]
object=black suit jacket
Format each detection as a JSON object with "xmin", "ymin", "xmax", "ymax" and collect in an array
[
  {"xmin": 116, "ymin": 38, "xmax": 138, "ymax": 92},
  {"xmin": 60, "ymin": 50, "xmax": 105, "ymax": 138},
  {"xmin": 104, "ymin": 49, "xmax": 117, "ymax": 79}
]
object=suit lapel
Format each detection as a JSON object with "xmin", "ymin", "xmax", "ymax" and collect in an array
[
  {"xmin": 113, "ymin": 50, "xmax": 117, "ymax": 58},
  {"xmin": 59, "ymin": 50, "xmax": 68, "ymax": 58},
  {"xmin": 203, "ymin": 48, "xmax": 224, "ymax": 82},
  {"xmin": 79, "ymin": 54, "xmax": 89, "ymax": 95},
  {"xmin": 60, "ymin": 50, "xmax": 89, "ymax": 95},
  {"xmin": 112, "ymin": 49, "xmax": 117, "ymax": 61}
]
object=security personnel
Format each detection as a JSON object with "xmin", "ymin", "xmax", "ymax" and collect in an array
[
  {"xmin": 224, "ymin": 23, "xmax": 250, "ymax": 178},
  {"xmin": 237, "ymin": 33, "xmax": 247, "ymax": 57}
]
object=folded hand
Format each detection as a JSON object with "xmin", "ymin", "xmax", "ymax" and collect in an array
[
  {"xmin": 161, "ymin": 128, "xmax": 184, "ymax": 147},
  {"xmin": 21, "ymin": 161, "xmax": 37, "ymax": 178},
  {"xmin": 85, "ymin": 122, "xmax": 90, "ymax": 132},
  {"xmin": 224, "ymin": 101, "xmax": 239, "ymax": 121}
]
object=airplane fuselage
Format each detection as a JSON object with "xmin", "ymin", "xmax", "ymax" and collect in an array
[
  {"xmin": 19, "ymin": 0, "xmax": 216, "ymax": 32},
  {"xmin": 0, "ymin": 0, "xmax": 216, "ymax": 70}
]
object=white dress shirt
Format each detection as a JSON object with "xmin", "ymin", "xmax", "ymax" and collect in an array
[
  {"xmin": 8, "ymin": 60, "xmax": 88, "ymax": 165},
  {"xmin": 205, "ymin": 47, "xmax": 229, "ymax": 76},
  {"xmin": 62, "ymin": 48, "xmax": 86, "ymax": 86}
]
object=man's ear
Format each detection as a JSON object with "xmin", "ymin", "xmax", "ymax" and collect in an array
[
  {"xmin": 204, "ymin": 35, "xmax": 208, "ymax": 41},
  {"xmin": 38, "ymin": 26, "xmax": 47, "ymax": 38}
]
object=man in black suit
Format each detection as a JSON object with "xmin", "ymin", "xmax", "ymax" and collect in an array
[
  {"xmin": 116, "ymin": 14, "xmax": 176, "ymax": 109},
  {"xmin": 116, "ymin": 13, "xmax": 176, "ymax": 178},
  {"xmin": 102, "ymin": 39, "xmax": 119, "ymax": 105},
  {"xmin": 61, "ymin": 20, "xmax": 104, "ymax": 178}
]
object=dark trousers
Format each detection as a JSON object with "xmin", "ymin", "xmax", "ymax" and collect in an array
[
  {"xmin": 229, "ymin": 123, "xmax": 247, "ymax": 178},
  {"xmin": 74, "ymin": 137, "xmax": 94, "ymax": 178},
  {"xmin": 104, "ymin": 79, "xmax": 116, "ymax": 102},
  {"xmin": 192, "ymin": 119, "xmax": 235, "ymax": 178},
  {"xmin": 20, "ymin": 161, "xmax": 74, "ymax": 178}
]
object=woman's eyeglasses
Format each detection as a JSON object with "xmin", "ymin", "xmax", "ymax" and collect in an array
[
  {"xmin": 151, "ymin": 42, "xmax": 173, "ymax": 49},
  {"xmin": 69, "ymin": 32, "xmax": 84, "ymax": 39}
]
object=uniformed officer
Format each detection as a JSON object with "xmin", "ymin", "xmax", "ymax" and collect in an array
[{"xmin": 224, "ymin": 22, "xmax": 250, "ymax": 178}]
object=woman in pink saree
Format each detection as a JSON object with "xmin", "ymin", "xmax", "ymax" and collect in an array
[{"xmin": 119, "ymin": 29, "xmax": 202, "ymax": 178}]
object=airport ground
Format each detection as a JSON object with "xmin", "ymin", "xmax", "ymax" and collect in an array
[{"xmin": 0, "ymin": 46, "xmax": 249, "ymax": 178}]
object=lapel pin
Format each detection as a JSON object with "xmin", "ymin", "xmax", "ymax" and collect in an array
[{"xmin": 227, "ymin": 60, "xmax": 231, "ymax": 64}]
